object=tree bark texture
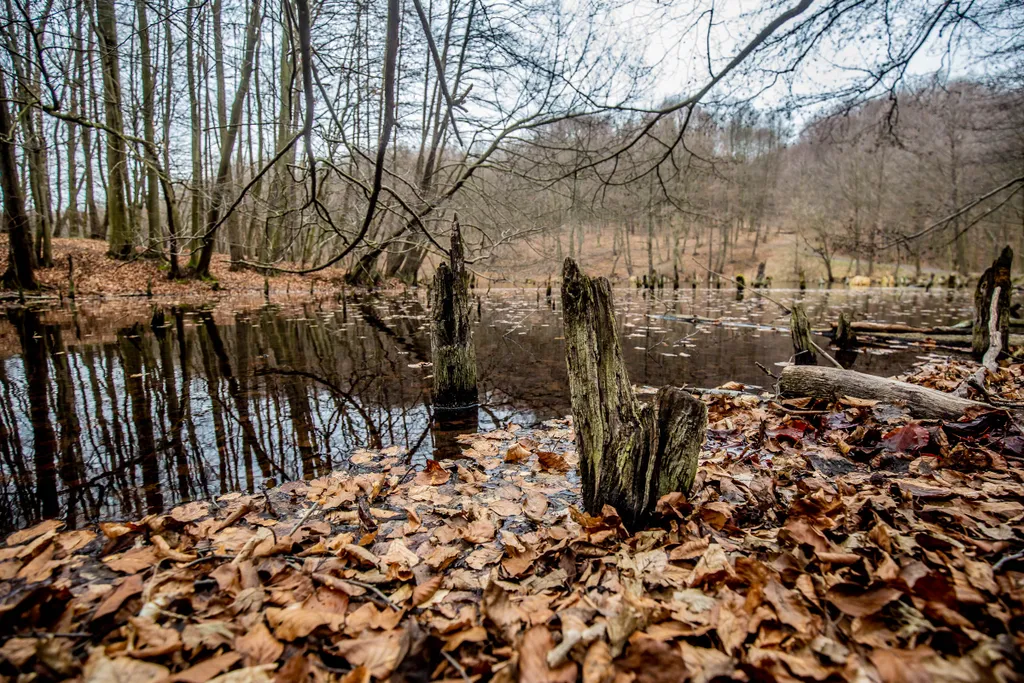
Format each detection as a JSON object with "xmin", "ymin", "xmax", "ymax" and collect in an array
[
  {"xmin": 835, "ymin": 311, "xmax": 857, "ymax": 349},
  {"xmin": 94, "ymin": 0, "xmax": 131, "ymax": 258},
  {"xmin": 790, "ymin": 304, "xmax": 816, "ymax": 364},
  {"xmin": 0, "ymin": 75, "xmax": 37, "ymax": 290},
  {"xmin": 561, "ymin": 258, "xmax": 706, "ymax": 531},
  {"xmin": 431, "ymin": 219, "xmax": 477, "ymax": 408},
  {"xmin": 972, "ymin": 246, "xmax": 1011, "ymax": 357},
  {"xmin": 779, "ymin": 365, "xmax": 988, "ymax": 420}
]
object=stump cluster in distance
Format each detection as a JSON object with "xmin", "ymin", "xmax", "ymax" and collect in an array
[
  {"xmin": 561, "ymin": 258, "xmax": 707, "ymax": 530},
  {"xmin": 430, "ymin": 219, "xmax": 477, "ymax": 409}
]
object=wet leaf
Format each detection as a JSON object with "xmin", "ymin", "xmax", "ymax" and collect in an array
[
  {"xmin": 537, "ymin": 451, "xmax": 570, "ymax": 473},
  {"xmin": 882, "ymin": 423, "xmax": 930, "ymax": 453},
  {"xmin": 413, "ymin": 460, "xmax": 450, "ymax": 486},
  {"xmin": 506, "ymin": 443, "xmax": 532, "ymax": 463}
]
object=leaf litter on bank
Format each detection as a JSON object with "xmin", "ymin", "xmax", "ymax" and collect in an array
[{"xmin": 2, "ymin": 360, "xmax": 1024, "ymax": 681}]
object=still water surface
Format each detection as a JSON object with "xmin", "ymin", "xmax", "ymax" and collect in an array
[{"xmin": 0, "ymin": 286, "xmax": 973, "ymax": 531}]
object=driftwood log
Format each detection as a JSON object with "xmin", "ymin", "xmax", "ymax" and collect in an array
[
  {"xmin": 561, "ymin": 258, "xmax": 707, "ymax": 530},
  {"xmin": 973, "ymin": 246, "xmax": 1012, "ymax": 357},
  {"xmin": 779, "ymin": 365, "xmax": 988, "ymax": 420},
  {"xmin": 430, "ymin": 219, "xmax": 477, "ymax": 408}
]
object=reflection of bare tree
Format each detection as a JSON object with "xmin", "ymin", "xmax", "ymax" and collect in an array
[
  {"xmin": 255, "ymin": 368, "xmax": 383, "ymax": 449},
  {"xmin": 50, "ymin": 324, "xmax": 94, "ymax": 525},
  {"xmin": 11, "ymin": 309, "xmax": 59, "ymax": 521},
  {"xmin": 119, "ymin": 324, "xmax": 164, "ymax": 515},
  {"xmin": 198, "ymin": 312, "xmax": 279, "ymax": 483},
  {"xmin": 152, "ymin": 310, "xmax": 192, "ymax": 501}
]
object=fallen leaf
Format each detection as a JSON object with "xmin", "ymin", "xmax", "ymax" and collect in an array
[
  {"xmin": 537, "ymin": 451, "xmax": 570, "ymax": 473},
  {"xmin": 506, "ymin": 443, "xmax": 532, "ymax": 463},
  {"xmin": 234, "ymin": 621, "xmax": 283, "ymax": 665},
  {"xmin": 518, "ymin": 626, "xmax": 577, "ymax": 683},
  {"xmin": 414, "ymin": 460, "xmax": 450, "ymax": 486},
  {"xmin": 826, "ymin": 583, "xmax": 903, "ymax": 617}
]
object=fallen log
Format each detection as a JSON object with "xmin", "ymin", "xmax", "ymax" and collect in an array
[
  {"xmin": 650, "ymin": 314, "xmax": 791, "ymax": 333},
  {"xmin": 562, "ymin": 258, "xmax": 707, "ymax": 530},
  {"xmin": 779, "ymin": 365, "xmax": 989, "ymax": 420},
  {"xmin": 821, "ymin": 330, "xmax": 1024, "ymax": 348}
]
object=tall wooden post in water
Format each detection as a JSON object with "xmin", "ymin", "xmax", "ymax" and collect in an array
[
  {"xmin": 431, "ymin": 218, "xmax": 478, "ymax": 408},
  {"xmin": 561, "ymin": 258, "xmax": 706, "ymax": 530}
]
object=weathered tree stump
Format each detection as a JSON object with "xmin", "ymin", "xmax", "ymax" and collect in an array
[
  {"xmin": 790, "ymin": 304, "xmax": 816, "ymax": 365},
  {"xmin": 972, "ymin": 246, "xmax": 1012, "ymax": 358},
  {"xmin": 561, "ymin": 258, "xmax": 707, "ymax": 530},
  {"xmin": 835, "ymin": 311, "xmax": 857, "ymax": 349},
  {"xmin": 754, "ymin": 262, "xmax": 767, "ymax": 288},
  {"xmin": 431, "ymin": 218, "xmax": 477, "ymax": 408}
]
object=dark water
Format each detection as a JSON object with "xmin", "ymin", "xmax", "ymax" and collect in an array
[{"xmin": 0, "ymin": 286, "xmax": 974, "ymax": 532}]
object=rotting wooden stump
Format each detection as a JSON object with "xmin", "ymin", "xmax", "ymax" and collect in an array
[
  {"xmin": 561, "ymin": 258, "xmax": 707, "ymax": 530},
  {"xmin": 790, "ymin": 303, "xmax": 816, "ymax": 365},
  {"xmin": 430, "ymin": 218, "xmax": 477, "ymax": 409},
  {"xmin": 835, "ymin": 311, "xmax": 856, "ymax": 349},
  {"xmin": 973, "ymin": 246, "xmax": 1012, "ymax": 358}
]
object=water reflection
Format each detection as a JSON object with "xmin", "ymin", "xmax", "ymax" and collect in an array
[{"xmin": 0, "ymin": 287, "xmax": 973, "ymax": 531}]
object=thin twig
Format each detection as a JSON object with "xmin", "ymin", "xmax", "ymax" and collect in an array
[
  {"xmin": 809, "ymin": 340, "xmax": 844, "ymax": 369},
  {"xmin": 289, "ymin": 502, "xmax": 321, "ymax": 536},
  {"xmin": 345, "ymin": 579, "xmax": 400, "ymax": 611},
  {"xmin": 755, "ymin": 362, "xmax": 779, "ymax": 380},
  {"xmin": 442, "ymin": 650, "xmax": 471, "ymax": 682},
  {"xmin": 993, "ymin": 550, "xmax": 1024, "ymax": 571}
]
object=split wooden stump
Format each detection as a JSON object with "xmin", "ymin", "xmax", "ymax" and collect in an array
[
  {"xmin": 561, "ymin": 258, "xmax": 707, "ymax": 530},
  {"xmin": 973, "ymin": 246, "xmax": 1012, "ymax": 358},
  {"xmin": 431, "ymin": 219, "xmax": 478, "ymax": 409}
]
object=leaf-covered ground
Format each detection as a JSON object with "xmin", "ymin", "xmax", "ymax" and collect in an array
[
  {"xmin": 2, "ymin": 360, "xmax": 1023, "ymax": 682},
  {"xmin": 0, "ymin": 236, "xmax": 348, "ymax": 298}
]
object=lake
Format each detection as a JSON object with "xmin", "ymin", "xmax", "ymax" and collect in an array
[{"xmin": 0, "ymin": 286, "xmax": 974, "ymax": 532}]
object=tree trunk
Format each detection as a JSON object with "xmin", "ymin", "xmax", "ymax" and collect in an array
[
  {"xmin": 779, "ymin": 365, "xmax": 988, "ymax": 420},
  {"xmin": 561, "ymin": 258, "xmax": 706, "ymax": 531},
  {"xmin": 0, "ymin": 75, "xmax": 37, "ymax": 290},
  {"xmin": 972, "ymin": 246, "xmax": 1012, "ymax": 358},
  {"xmin": 136, "ymin": 0, "xmax": 161, "ymax": 249},
  {"xmin": 25, "ymin": 112, "xmax": 54, "ymax": 267},
  {"xmin": 193, "ymin": 0, "xmax": 263, "ymax": 278},
  {"xmin": 431, "ymin": 219, "xmax": 477, "ymax": 408},
  {"xmin": 95, "ymin": 0, "xmax": 132, "ymax": 257}
]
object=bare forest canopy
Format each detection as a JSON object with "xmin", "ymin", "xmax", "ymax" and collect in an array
[{"xmin": 1, "ymin": 0, "xmax": 1023, "ymax": 291}]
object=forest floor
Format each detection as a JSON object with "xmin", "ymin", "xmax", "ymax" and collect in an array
[
  {"xmin": 0, "ymin": 237, "xmax": 352, "ymax": 299},
  {"xmin": 1, "ymin": 358, "xmax": 1023, "ymax": 682}
]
